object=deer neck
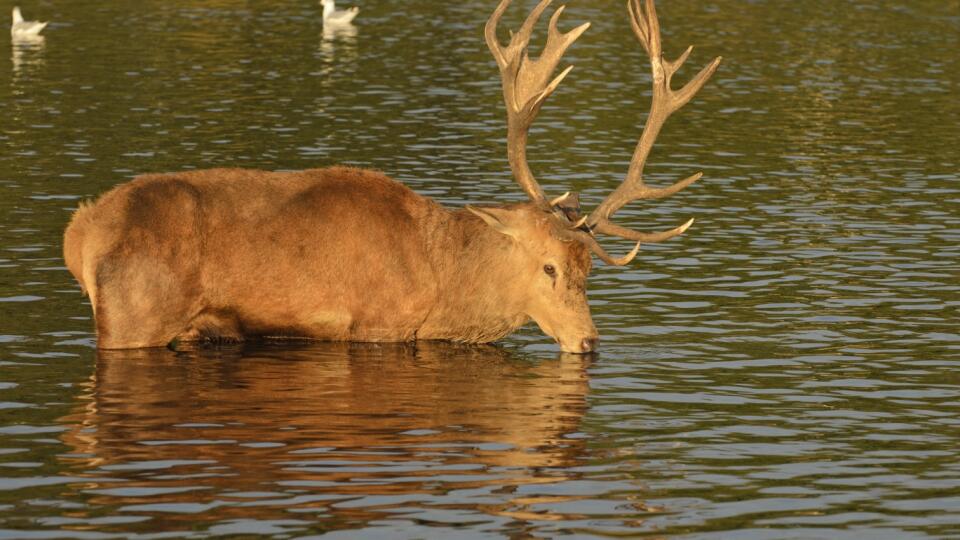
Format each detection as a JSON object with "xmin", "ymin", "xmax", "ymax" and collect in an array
[{"xmin": 418, "ymin": 207, "xmax": 530, "ymax": 343}]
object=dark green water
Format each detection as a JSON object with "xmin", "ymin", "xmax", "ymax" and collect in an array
[{"xmin": 1, "ymin": 0, "xmax": 958, "ymax": 537}]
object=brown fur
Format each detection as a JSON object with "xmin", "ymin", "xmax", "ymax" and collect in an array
[{"xmin": 64, "ymin": 167, "xmax": 598, "ymax": 352}]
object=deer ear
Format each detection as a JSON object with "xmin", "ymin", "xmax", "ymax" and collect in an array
[{"xmin": 466, "ymin": 205, "xmax": 520, "ymax": 238}]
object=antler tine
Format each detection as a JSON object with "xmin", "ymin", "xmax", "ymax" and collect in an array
[
  {"xmin": 485, "ymin": 0, "xmax": 512, "ymax": 68},
  {"xmin": 557, "ymin": 227, "xmax": 642, "ymax": 266},
  {"xmin": 586, "ymin": 0, "xmax": 721, "ymax": 245},
  {"xmin": 594, "ymin": 217, "xmax": 694, "ymax": 243},
  {"xmin": 486, "ymin": 0, "xmax": 590, "ymax": 208},
  {"xmin": 587, "ymin": 237, "xmax": 642, "ymax": 266},
  {"xmin": 627, "ymin": 0, "xmax": 657, "ymax": 56}
]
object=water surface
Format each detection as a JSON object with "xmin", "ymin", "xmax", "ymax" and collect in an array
[{"xmin": 1, "ymin": 0, "xmax": 958, "ymax": 537}]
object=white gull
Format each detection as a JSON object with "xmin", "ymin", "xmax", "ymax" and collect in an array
[
  {"xmin": 321, "ymin": 0, "xmax": 359, "ymax": 25},
  {"xmin": 11, "ymin": 6, "xmax": 47, "ymax": 39}
]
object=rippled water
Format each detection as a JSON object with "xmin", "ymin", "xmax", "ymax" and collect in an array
[{"xmin": 1, "ymin": 0, "xmax": 958, "ymax": 537}]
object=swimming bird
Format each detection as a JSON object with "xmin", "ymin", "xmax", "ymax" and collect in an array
[
  {"xmin": 321, "ymin": 0, "xmax": 359, "ymax": 26},
  {"xmin": 11, "ymin": 7, "xmax": 47, "ymax": 38}
]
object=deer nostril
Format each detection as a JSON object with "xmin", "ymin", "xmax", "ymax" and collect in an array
[{"xmin": 581, "ymin": 337, "xmax": 598, "ymax": 353}]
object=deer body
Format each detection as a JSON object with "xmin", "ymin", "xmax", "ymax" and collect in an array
[
  {"xmin": 64, "ymin": 0, "xmax": 720, "ymax": 353},
  {"xmin": 64, "ymin": 167, "xmax": 597, "ymax": 351}
]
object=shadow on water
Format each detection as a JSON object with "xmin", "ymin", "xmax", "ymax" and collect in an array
[{"xmin": 55, "ymin": 342, "xmax": 593, "ymax": 535}]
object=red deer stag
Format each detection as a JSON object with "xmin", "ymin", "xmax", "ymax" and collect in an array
[{"xmin": 63, "ymin": 0, "xmax": 720, "ymax": 354}]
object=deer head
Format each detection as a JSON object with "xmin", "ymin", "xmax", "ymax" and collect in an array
[{"xmin": 476, "ymin": 0, "xmax": 721, "ymax": 352}]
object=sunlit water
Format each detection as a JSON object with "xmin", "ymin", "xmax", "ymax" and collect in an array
[{"xmin": 1, "ymin": 0, "xmax": 958, "ymax": 537}]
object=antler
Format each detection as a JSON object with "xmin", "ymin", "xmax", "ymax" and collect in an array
[
  {"xmin": 485, "ymin": 0, "xmax": 590, "ymax": 207},
  {"xmin": 584, "ymin": 0, "xmax": 722, "ymax": 261}
]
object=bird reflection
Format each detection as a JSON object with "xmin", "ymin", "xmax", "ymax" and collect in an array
[
  {"xmin": 11, "ymin": 34, "xmax": 45, "ymax": 78},
  {"xmin": 319, "ymin": 21, "xmax": 357, "ymax": 63},
  {"xmin": 60, "ymin": 343, "xmax": 591, "ymax": 530}
]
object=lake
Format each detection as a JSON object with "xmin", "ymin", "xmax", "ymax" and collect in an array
[{"xmin": 1, "ymin": 0, "xmax": 958, "ymax": 537}]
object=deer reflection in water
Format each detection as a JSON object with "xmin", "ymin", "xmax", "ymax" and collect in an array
[{"xmin": 60, "ymin": 343, "xmax": 591, "ymax": 531}]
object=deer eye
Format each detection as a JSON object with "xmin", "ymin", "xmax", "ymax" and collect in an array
[{"xmin": 543, "ymin": 264, "xmax": 556, "ymax": 276}]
